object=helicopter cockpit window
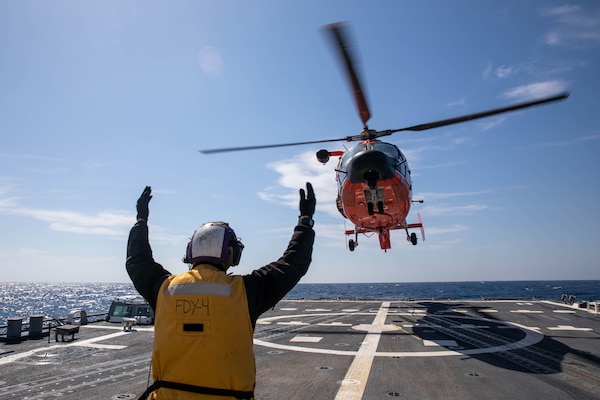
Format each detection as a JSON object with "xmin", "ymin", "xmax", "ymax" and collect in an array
[
  {"xmin": 339, "ymin": 144, "xmax": 366, "ymax": 170},
  {"xmin": 372, "ymin": 142, "xmax": 402, "ymax": 160}
]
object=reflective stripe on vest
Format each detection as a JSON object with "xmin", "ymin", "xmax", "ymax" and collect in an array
[{"xmin": 165, "ymin": 282, "xmax": 232, "ymax": 297}]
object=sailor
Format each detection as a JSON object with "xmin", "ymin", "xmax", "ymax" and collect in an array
[{"xmin": 126, "ymin": 183, "xmax": 316, "ymax": 400}]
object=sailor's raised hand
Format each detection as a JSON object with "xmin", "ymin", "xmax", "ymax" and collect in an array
[
  {"xmin": 136, "ymin": 186, "xmax": 152, "ymax": 221},
  {"xmin": 299, "ymin": 182, "xmax": 316, "ymax": 218}
]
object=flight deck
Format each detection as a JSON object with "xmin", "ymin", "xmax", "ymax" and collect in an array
[{"xmin": 1, "ymin": 299, "xmax": 599, "ymax": 399}]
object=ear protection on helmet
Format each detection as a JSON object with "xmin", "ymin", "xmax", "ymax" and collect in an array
[{"xmin": 229, "ymin": 237, "xmax": 244, "ymax": 266}]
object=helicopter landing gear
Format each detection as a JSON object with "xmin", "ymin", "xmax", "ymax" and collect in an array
[
  {"xmin": 406, "ymin": 231, "xmax": 418, "ymax": 246},
  {"xmin": 348, "ymin": 239, "xmax": 356, "ymax": 251},
  {"xmin": 348, "ymin": 230, "xmax": 359, "ymax": 251}
]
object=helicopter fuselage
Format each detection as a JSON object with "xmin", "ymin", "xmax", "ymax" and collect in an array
[{"xmin": 320, "ymin": 139, "xmax": 422, "ymax": 250}]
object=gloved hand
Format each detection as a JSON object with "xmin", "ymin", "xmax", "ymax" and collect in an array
[
  {"xmin": 136, "ymin": 186, "xmax": 152, "ymax": 221},
  {"xmin": 299, "ymin": 182, "xmax": 316, "ymax": 217}
]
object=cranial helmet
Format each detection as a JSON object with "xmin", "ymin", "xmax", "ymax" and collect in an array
[{"xmin": 184, "ymin": 222, "xmax": 244, "ymax": 268}]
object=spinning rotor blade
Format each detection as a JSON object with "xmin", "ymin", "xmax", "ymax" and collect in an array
[
  {"xmin": 386, "ymin": 92, "xmax": 570, "ymax": 134},
  {"xmin": 199, "ymin": 136, "xmax": 357, "ymax": 154},
  {"xmin": 325, "ymin": 22, "xmax": 371, "ymax": 128}
]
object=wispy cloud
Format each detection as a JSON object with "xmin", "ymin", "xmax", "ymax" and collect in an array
[
  {"xmin": 426, "ymin": 224, "xmax": 470, "ymax": 236},
  {"xmin": 0, "ymin": 203, "xmax": 132, "ymax": 236},
  {"xmin": 540, "ymin": 5, "xmax": 600, "ymax": 48},
  {"xmin": 476, "ymin": 116, "xmax": 507, "ymax": 131},
  {"xmin": 529, "ymin": 133, "xmax": 600, "ymax": 148},
  {"xmin": 0, "ymin": 153, "xmax": 65, "ymax": 162},
  {"xmin": 446, "ymin": 97, "xmax": 466, "ymax": 109},
  {"xmin": 415, "ymin": 190, "xmax": 493, "ymax": 201},
  {"xmin": 0, "ymin": 192, "xmax": 184, "ymax": 243},
  {"xmin": 420, "ymin": 204, "xmax": 488, "ymax": 217},
  {"xmin": 502, "ymin": 81, "xmax": 569, "ymax": 101},
  {"xmin": 482, "ymin": 62, "xmax": 514, "ymax": 80}
]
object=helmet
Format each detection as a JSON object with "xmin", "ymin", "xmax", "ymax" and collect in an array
[{"xmin": 184, "ymin": 222, "xmax": 244, "ymax": 267}]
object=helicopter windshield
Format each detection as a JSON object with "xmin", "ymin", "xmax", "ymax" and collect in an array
[
  {"xmin": 338, "ymin": 141, "xmax": 406, "ymax": 168},
  {"xmin": 337, "ymin": 141, "xmax": 409, "ymax": 179}
]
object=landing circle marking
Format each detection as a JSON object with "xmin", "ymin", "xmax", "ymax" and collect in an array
[{"xmin": 255, "ymin": 312, "xmax": 544, "ymax": 357}]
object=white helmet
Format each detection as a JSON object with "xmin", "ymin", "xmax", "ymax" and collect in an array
[{"xmin": 183, "ymin": 222, "xmax": 244, "ymax": 268}]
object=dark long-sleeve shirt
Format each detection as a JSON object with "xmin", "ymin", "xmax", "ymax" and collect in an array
[{"xmin": 126, "ymin": 220, "xmax": 315, "ymax": 327}]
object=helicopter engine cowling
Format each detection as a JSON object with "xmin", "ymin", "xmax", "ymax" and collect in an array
[{"xmin": 346, "ymin": 149, "xmax": 395, "ymax": 189}]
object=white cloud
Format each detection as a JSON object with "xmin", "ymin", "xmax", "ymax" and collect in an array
[
  {"xmin": 0, "ymin": 193, "xmax": 183, "ymax": 243},
  {"xmin": 531, "ymin": 133, "xmax": 600, "ymax": 148},
  {"xmin": 420, "ymin": 204, "xmax": 488, "ymax": 216},
  {"xmin": 482, "ymin": 62, "xmax": 493, "ymax": 79},
  {"xmin": 426, "ymin": 224, "xmax": 469, "ymax": 236},
  {"xmin": 0, "ymin": 204, "xmax": 132, "ymax": 236},
  {"xmin": 482, "ymin": 63, "xmax": 513, "ymax": 80},
  {"xmin": 259, "ymin": 151, "xmax": 339, "ymax": 217},
  {"xmin": 477, "ymin": 116, "xmax": 506, "ymax": 131},
  {"xmin": 502, "ymin": 81, "xmax": 569, "ymax": 101},
  {"xmin": 495, "ymin": 66, "xmax": 513, "ymax": 78},
  {"xmin": 540, "ymin": 5, "xmax": 581, "ymax": 17},
  {"xmin": 446, "ymin": 97, "xmax": 466, "ymax": 109},
  {"xmin": 415, "ymin": 190, "xmax": 492, "ymax": 201},
  {"xmin": 540, "ymin": 5, "xmax": 600, "ymax": 47}
]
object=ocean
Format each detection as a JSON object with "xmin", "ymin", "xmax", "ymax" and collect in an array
[{"xmin": 1, "ymin": 280, "xmax": 599, "ymax": 326}]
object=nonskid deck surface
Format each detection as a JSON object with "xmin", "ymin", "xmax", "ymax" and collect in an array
[{"xmin": 1, "ymin": 300, "xmax": 599, "ymax": 399}]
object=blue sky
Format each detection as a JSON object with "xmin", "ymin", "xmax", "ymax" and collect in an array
[{"xmin": 1, "ymin": 1, "xmax": 598, "ymax": 283}]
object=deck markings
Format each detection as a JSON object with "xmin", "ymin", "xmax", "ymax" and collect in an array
[
  {"xmin": 318, "ymin": 322, "xmax": 352, "ymax": 327},
  {"xmin": 290, "ymin": 336, "xmax": 323, "ymax": 343},
  {"xmin": 547, "ymin": 325, "xmax": 593, "ymax": 331},
  {"xmin": 0, "ymin": 331, "xmax": 131, "ymax": 366},
  {"xmin": 254, "ymin": 312, "xmax": 545, "ymax": 357},
  {"xmin": 511, "ymin": 310, "xmax": 544, "ymax": 313},
  {"xmin": 334, "ymin": 301, "xmax": 390, "ymax": 400},
  {"xmin": 423, "ymin": 340, "xmax": 458, "ymax": 347}
]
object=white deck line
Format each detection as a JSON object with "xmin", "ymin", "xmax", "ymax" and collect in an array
[{"xmin": 334, "ymin": 301, "xmax": 390, "ymax": 400}]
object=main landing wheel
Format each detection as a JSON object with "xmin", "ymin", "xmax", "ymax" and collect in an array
[
  {"xmin": 410, "ymin": 232, "xmax": 417, "ymax": 246},
  {"xmin": 348, "ymin": 239, "xmax": 356, "ymax": 251}
]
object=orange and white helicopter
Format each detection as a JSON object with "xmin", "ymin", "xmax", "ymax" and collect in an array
[{"xmin": 201, "ymin": 23, "xmax": 569, "ymax": 252}]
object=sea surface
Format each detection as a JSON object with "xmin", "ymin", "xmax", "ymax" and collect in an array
[{"xmin": 1, "ymin": 280, "xmax": 599, "ymax": 326}]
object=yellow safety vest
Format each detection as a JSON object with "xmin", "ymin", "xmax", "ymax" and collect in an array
[{"xmin": 150, "ymin": 265, "xmax": 255, "ymax": 399}]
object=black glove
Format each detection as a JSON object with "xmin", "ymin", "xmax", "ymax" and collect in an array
[
  {"xmin": 299, "ymin": 182, "xmax": 316, "ymax": 217},
  {"xmin": 136, "ymin": 186, "xmax": 152, "ymax": 220}
]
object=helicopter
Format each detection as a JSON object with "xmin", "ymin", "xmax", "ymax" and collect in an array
[{"xmin": 201, "ymin": 22, "xmax": 569, "ymax": 252}]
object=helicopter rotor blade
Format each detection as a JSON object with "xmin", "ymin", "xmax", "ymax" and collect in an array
[
  {"xmin": 386, "ymin": 92, "xmax": 570, "ymax": 134},
  {"xmin": 325, "ymin": 22, "xmax": 371, "ymax": 129},
  {"xmin": 199, "ymin": 136, "xmax": 358, "ymax": 154}
]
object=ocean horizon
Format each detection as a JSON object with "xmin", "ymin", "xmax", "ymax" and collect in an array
[{"xmin": 2, "ymin": 280, "xmax": 599, "ymax": 326}]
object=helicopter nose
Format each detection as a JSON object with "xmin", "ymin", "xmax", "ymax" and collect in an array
[{"xmin": 347, "ymin": 149, "xmax": 395, "ymax": 187}]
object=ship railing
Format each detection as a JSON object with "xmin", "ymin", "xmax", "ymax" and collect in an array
[{"xmin": 0, "ymin": 311, "xmax": 108, "ymax": 338}]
